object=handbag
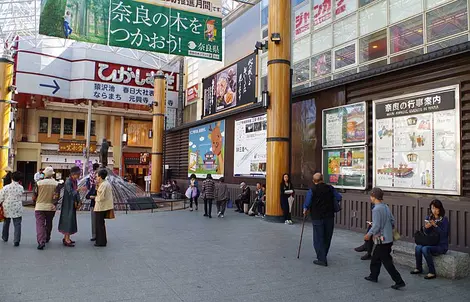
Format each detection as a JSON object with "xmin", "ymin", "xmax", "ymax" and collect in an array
[
  {"xmin": 104, "ymin": 209, "xmax": 115, "ymax": 219},
  {"xmin": 393, "ymin": 229, "xmax": 401, "ymax": 241},
  {"xmin": 288, "ymin": 196, "xmax": 294, "ymax": 212},
  {"xmin": 0, "ymin": 204, "xmax": 5, "ymax": 222},
  {"xmin": 414, "ymin": 227, "xmax": 440, "ymax": 246}
]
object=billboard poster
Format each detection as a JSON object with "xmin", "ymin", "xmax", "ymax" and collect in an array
[
  {"xmin": 203, "ymin": 52, "xmax": 256, "ymax": 117},
  {"xmin": 188, "ymin": 120, "xmax": 225, "ymax": 179},
  {"xmin": 186, "ymin": 84, "xmax": 199, "ymax": 105},
  {"xmin": 322, "ymin": 102, "xmax": 366, "ymax": 147},
  {"xmin": 294, "ymin": 5, "xmax": 311, "ymax": 40},
  {"xmin": 313, "ymin": 0, "xmax": 332, "ymax": 29},
  {"xmin": 373, "ymin": 87, "xmax": 460, "ymax": 195},
  {"xmin": 38, "ymin": 0, "xmax": 223, "ymax": 61},
  {"xmin": 323, "ymin": 146, "xmax": 366, "ymax": 189},
  {"xmin": 233, "ymin": 115, "xmax": 267, "ymax": 177}
]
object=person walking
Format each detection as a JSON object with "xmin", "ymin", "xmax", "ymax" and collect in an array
[
  {"xmin": 3, "ymin": 166, "xmax": 13, "ymax": 187},
  {"xmin": 58, "ymin": 166, "xmax": 81, "ymax": 247},
  {"xmin": 364, "ymin": 187, "xmax": 405, "ymax": 290},
  {"xmin": 90, "ymin": 169, "xmax": 114, "ymax": 247},
  {"xmin": 86, "ymin": 163, "xmax": 100, "ymax": 242},
  {"xmin": 189, "ymin": 174, "xmax": 199, "ymax": 211},
  {"xmin": 34, "ymin": 167, "xmax": 59, "ymax": 250},
  {"xmin": 303, "ymin": 173, "xmax": 335, "ymax": 266},
  {"xmin": 281, "ymin": 173, "xmax": 294, "ymax": 225},
  {"xmin": 202, "ymin": 174, "xmax": 215, "ymax": 218},
  {"xmin": 215, "ymin": 177, "xmax": 229, "ymax": 218},
  {"xmin": 0, "ymin": 171, "xmax": 24, "ymax": 247}
]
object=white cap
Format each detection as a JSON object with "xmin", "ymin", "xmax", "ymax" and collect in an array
[{"xmin": 44, "ymin": 166, "xmax": 55, "ymax": 177}]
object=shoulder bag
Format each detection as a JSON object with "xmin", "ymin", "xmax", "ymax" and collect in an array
[{"xmin": 414, "ymin": 227, "xmax": 439, "ymax": 246}]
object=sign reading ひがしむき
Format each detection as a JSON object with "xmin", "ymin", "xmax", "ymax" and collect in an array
[
  {"xmin": 188, "ymin": 120, "xmax": 225, "ymax": 179},
  {"xmin": 39, "ymin": 0, "xmax": 223, "ymax": 61}
]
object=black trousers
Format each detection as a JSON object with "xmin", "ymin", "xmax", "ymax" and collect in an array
[
  {"xmin": 204, "ymin": 199, "xmax": 213, "ymax": 216},
  {"xmin": 235, "ymin": 199, "xmax": 242, "ymax": 211},
  {"xmin": 189, "ymin": 197, "xmax": 198, "ymax": 209},
  {"xmin": 95, "ymin": 211, "xmax": 107, "ymax": 246},
  {"xmin": 369, "ymin": 243, "xmax": 403, "ymax": 283},
  {"xmin": 280, "ymin": 198, "xmax": 291, "ymax": 221}
]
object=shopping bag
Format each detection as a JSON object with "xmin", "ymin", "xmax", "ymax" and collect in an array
[
  {"xmin": 227, "ymin": 199, "xmax": 233, "ymax": 208},
  {"xmin": 185, "ymin": 187, "xmax": 192, "ymax": 199}
]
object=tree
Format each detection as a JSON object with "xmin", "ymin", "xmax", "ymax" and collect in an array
[{"xmin": 38, "ymin": 0, "xmax": 67, "ymax": 38}]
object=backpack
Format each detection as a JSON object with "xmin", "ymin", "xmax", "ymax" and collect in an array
[{"xmin": 330, "ymin": 185, "xmax": 342, "ymax": 213}]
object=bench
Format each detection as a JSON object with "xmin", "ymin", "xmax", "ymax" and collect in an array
[{"xmin": 392, "ymin": 241, "xmax": 470, "ymax": 279}]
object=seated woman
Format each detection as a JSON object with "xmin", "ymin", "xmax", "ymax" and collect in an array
[{"xmin": 411, "ymin": 199, "xmax": 449, "ymax": 279}]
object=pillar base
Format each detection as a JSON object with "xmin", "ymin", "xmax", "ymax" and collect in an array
[{"xmin": 264, "ymin": 215, "xmax": 285, "ymax": 223}]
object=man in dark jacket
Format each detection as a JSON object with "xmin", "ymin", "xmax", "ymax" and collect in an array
[
  {"xmin": 303, "ymin": 173, "xmax": 335, "ymax": 267},
  {"xmin": 235, "ymin": 182, "xmax": 251, "ymax": 214}
]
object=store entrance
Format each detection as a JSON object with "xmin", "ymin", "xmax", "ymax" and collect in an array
[{"xmin": 17, "ymin": 161, "xmax": 37, "ymax": 191}]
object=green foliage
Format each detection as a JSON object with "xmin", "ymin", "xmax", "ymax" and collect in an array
[{"xmin": 39, "ymin": 0, "xmax": 67, "ymax": 38}]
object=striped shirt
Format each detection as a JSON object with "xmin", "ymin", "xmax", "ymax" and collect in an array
[{"xmin": 202, "ymin": 179, "xmax": 215, "ymax": 199}]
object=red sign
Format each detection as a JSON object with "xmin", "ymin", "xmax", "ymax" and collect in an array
[
  {"xmin": 94, "ymin": 62, "xmax": 178, "ymax": 92},
  {"xmin": 313, "ymin": 0, "xmax": 332, "ymax": 27},
  {"xmin": 186, "ymin": 84, "xmax": 199, "ymax": 104},
  {"xmin": 294, "ymin": 6, "xmax": 310, "ymax": 40}
]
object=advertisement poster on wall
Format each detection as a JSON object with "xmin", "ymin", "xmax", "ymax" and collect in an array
[
  {"xmin": 188, "ymin": 120, "xmax": 225, "ymax": 179},
  {"xmin": 313, "ymin": 0, "xmax": 332, "ymax": 28},
  {"xmin": 323, "ymin": 146, "xmax": 366, "ymax": 189},
  {"xmin": 39, "ymin": 0, "xmax": 223, "ymax": 61},
  {"xmin": 203, "ymin": 53, "xmax": 256, "ymax": 117},
  {"xmin": 233, "ymin": 115, "xmax": 267, "ymax": 177},
  {"xmin": 323, "ymin": 102, "xmax": 367, "ymax": 147},
  {"xmin": 294, "ymin": 5, "xmax": 311, "ymax": 40},
  {"xmin": 373, "ymin": 86, "xmax": 460, "ymax": 195}
]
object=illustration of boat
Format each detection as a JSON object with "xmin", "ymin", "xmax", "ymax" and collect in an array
[{"xmin": 377, "ymin": 163, "xmax": 414, "ymax": 177}]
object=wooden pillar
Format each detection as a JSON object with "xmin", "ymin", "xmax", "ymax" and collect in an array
[
  {"xmin": 0, "ymin": 57, "xmax": 14, "ymax": 189},
  {"xmin": 151, "ymin": 71, "xmax": 166, "ymax": 193},
  {"xmin": 265, "ymin": 0, "xmax": 291, "ymax": 222}
]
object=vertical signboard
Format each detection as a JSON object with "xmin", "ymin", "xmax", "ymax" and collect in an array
[
  {"xmin": 294, "ymin": 5, "xmax": 311, "ymax": 40},
  {"xmin": 39, "ymin": 0, "xmax": 223, "ymax": 61},
  {"xmin": 373, "ymin": 86, "xmax": 460, "ymax": 195}
]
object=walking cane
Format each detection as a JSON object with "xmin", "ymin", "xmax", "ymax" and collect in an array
[{"xmin": 297, "ymin": 213, "xmax": 307, "ymax": 259}]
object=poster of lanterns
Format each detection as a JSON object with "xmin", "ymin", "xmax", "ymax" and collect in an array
[
  {"xmin": 373, "ymin": 86, "xmax": 460, "ymax": 195},
  {"xmin": 322, "ymin": 146, "xmax": 367, "ymax": 189},
  {"xmin": 322, "ymin": 102, "xmax": 367, "ymax": 147},
  {"xmin": 188, "ymin": 120, "xmax": 225, "ymax": 179}
]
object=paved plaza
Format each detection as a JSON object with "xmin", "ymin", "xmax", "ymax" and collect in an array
[{"xmin": 1, "ymin": 209, "xmax": 469, "ymax": 302}]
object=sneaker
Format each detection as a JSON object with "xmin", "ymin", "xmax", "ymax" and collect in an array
[
  {"xmin": 37, "ymin": 243, "xmax": 45, "ymax": 250},
  {"xmin": 391, "ymin": 282, "xmax": 406, "ymax": 290},
  {"xmin": 14, "ymin": 242, "xmax": 20, "ymax": 247},
  {"xmin": 190, "ymin": 207, "xmax": 193, "ymax": 212},
  {"xmin": 289, "ymin": 220, "xmax": 294, "ymax": 225},
  {"xmin": 354, "ymin": 245, "xmax": 366, "ymax": 252},
  {"xmin": 195, "ymin": 207, "xmax": 198, "ymax": 211},
  {"xmin": 220, "ymin": 214, "xmax": 224, "ymax": 218},
  {"xmin": 285, "ymin": 220, "xmax": 288, "ymax": 224}
]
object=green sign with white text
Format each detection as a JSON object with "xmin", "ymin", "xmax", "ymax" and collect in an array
[{"xmin": 39, "ymin": 0, "xmax": 223, "ymax": 61}]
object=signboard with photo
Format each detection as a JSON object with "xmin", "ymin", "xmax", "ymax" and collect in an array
[
  {"xmin": 186, "ymin": 84, "xmax": 199, "ymax": 105},
  {"xmin": 373, "ymin": 86, "xmax": 460, "ymax": 195},
  {"xmin": 188, "ymin": 120, "xmax": 225, "ymax": 179},
  {"xmin": 294, "ymin": 5, "xmax": 311, "ymax": 40},
  {"xmin": 322, "ymin": 102, "xmax": 367, "ymax": 147},
  {"xmin": 203, "ymin": 53, "xmax": 256, "ymax": 117},
  {"xmin": 39, "ymin": 0, "xmax": 223, "ymax": 61},
  {"xmin": 233, "ymin": 115, "xmax": 267, "ymax": 177},
  {"xmin": 323, "ymin": 146, "xmax": 366, "ymax": 189}
]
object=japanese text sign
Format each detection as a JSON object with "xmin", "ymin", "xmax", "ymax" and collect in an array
[
  {"xmin": 186, "ymin": 84, "xmax": 199, "ymax": 104},
  {"xmin": 294, "ymin": 5, "xmax": 310, "ymax": 40},
  {"xmin": 203, "ymin": 52, "xmax": 257, "ymax": 117},
  {"xmin": 39, "ymin": 0, "xmax": 222, "ymax": 61},
  {"xmin": 313, "ymin": 0, "xmax": 332, "ymax": 28}
]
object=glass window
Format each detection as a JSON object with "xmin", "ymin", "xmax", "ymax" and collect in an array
[
  {"xmin": 335, "ymin": 44, "xmax": 356, "ymax": 70},
  {"xmin": 359, "ymin": 30, "xmax": 387, "ymax": 63},
  {"xmin": 293, "ymin": 0, "xmax": 306, "ymax": 7},
  {"xmin": 359, "ymin": 0, "xmax": 387, "ymax": 36},
  {"xmin": 389, "ymin": 0, "xmax": 423, "ymax": 24},
  {"xmin": 359, "ymin": 59, "xmax": 388, "ymax": 72},
  {"xmin": 76, "ymin": 120, "xmax": 85, "ymax": 136},
  {"xmin": 390, "ymin": 16, "xmax": 424, "ymax": 54},
  {"xmin": 333, "ymin": 68, "xmax": 357, "ymax": 79},
  {"xmin": 261, "ymin": 6, "xmax": 268, "ymax": 27},
  {"xmin": 39, "ymin": 117, "xmax": 48, "ymax": 134},
  {"xmin": 426, "ymin": 0, "xmax": 468, "ymax": 43},
  {"xmin": 311, "ymin": 51, "xmax": 332, "ymax": 78},
  {"xmin": 91, "ymin": 121, "xmax": 96, "ymax": 136},
  {"xmin": 261, "ymin": 55, "xmax": 268, "ymax": 76},
  {"xmin": 390, "ymin": 48, "xmax": 424, "ymax": 63},
  {"xmin": 313, "ymin": 0, "xmax": 332, "ymax": 29},
  {"xmin": 334, "ymin": 14, "xmax": 357, "ymax": 46},
  {"xmin": 427, "ymin": 34, "xmax": 468, "ymax": 52},
  {"xmin": 312, "ymin": 26, "xmax": 333, "ymax": 55},
  {"xmin": 293, "ymin": 37, "xmax": 311, "ymax": 63},
  {"xmin": 64, "ymin": 119, "xmax": 73, "ymax": 135},
  {"xmin": 335, "ymin": 0, "xmax": 357, "ymax": 19},
  {"xmin": 360, "ymin": 0, "xmax": 379, "ymax": 7},
  {"xmin": 51, "ymin": 118, "xmax": 61, "ymax": 134},
  {"xmin": 427, "ymin": 0, "xmax": 453, "ymax": 10},
  {"xmin": 293, "ymin": 59, "xmax": 310, "ymax": 85},
  {"xmin": 262, "ymin": 28, "xmax": 268, "ymax": 39}
]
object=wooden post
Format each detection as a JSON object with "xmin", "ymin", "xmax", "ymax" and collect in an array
[
  {"xmin": 151, "ymin": 71, "xmax": 166, "ymax": 193},
  {"xmin": 0, "ymin": 57, "xmax": 14, "ymax": 189},
  {"xmin": 265, "ymin": 0, "xmax": 291, "ymax": 222}
]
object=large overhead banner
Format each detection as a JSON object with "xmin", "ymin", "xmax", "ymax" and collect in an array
[
  {"xmin": 373, "ymin": 86, "xmax": 460, "ymax": 195},
  {"xmin": 203, "ymin": 52, "xmax": 256, "ymax": 117},
  {"xmin": 39, "ymin": 0, "xmax": 223, "ymax": 61},
  {"xmin": 233, "ymin": 115, "xmax": 267, "ymax": 177},
  {"xmin": 188, "ymin": 120, "xmax": 225, "ymax": 179}
]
